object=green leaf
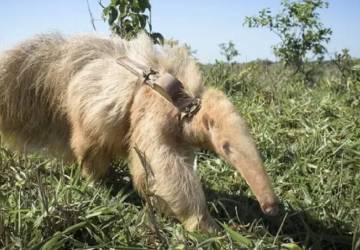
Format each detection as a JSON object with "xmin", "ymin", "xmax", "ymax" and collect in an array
[
  {"xmin": 281, "ymin": 243, "xmax": 303, "ymax": 250},
  {"xmin": 150, "ymin": 32, "xmax": 164, "ymax": 45},
  {"xmin": 130, "ymin": 0, "xmax": 141, "ymax": 12},
  {"xmin": 222, "ymin": 224, "xmax": 253, "ymax": 248},
  {"xmin": 41, "ymin": 221, "xmax": 88, "ymax": 250},
  {"xmin": 108, "ymin": 6, "xmax": 118, "ymax": 25},
  {"xmin": 138, "ymin": 14, "xmax": 148, "ymax": 29},
  {"xmin": 103, "ymin": 6, "xmax": 110, "ymax": 17},
  {"xmin": 119, "ymin": 0, "xmax": 128, "ymax": 17},
  {"xmin": 40, "ymin": 232, "xmax": 65, "ymax": 250},
  {"xmin": 138, "ymin": 0, "xmax": 151, "ymax": 12},
  {"xmin": 111, "ymin": 0, "xmax": 120, "ymax": 5},
  {"xmin": 352, "ymin": 64, "xmax": 360, "ymax": 71}
]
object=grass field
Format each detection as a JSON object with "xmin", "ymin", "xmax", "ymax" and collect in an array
[{"xmin": 1, "ymin": 61, "xmax": 359, "ymax": 249}]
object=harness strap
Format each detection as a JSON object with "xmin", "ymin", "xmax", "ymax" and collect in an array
[
  {"xmin": 116, "ymin": 57, "xmax": 148, "ymax": 77},
  {"xmin": 116, "ymin": 56, "xmax": 201, "ymax": 121}
]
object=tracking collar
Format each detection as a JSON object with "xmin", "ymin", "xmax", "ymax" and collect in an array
[{"xmin": 116, "ymin": 56, "xmax": 201, "ymax": 121}]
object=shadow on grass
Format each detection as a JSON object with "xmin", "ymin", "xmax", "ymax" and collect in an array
[
  {"xmin": 103, "ymin": 162, "xmax": 143, "ymax": 205},
  {"xmin": 204, "ymin": 187, "xmax": 353, "ymax": 250},
  {"xmin": 104, "ymin": 163, "xmax": 353, "ymax": 250}
]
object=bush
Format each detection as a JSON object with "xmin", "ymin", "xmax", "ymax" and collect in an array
[
  {"xmin": 244, "ymin": 0, "xmax": 332, "ymax": 75},
  {"xmin": 101, "ymin": 0, "xmax": 163, "ymax": 44},
  {"xmin": 333, "ymin": 48, "xmax": 360, "ymax": 85}
]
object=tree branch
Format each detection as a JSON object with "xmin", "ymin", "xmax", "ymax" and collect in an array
[{"xmin": 86, "ymin": 0, "xmax": 97, "ymax": 31}]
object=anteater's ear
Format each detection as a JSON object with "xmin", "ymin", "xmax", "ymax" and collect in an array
[{"xmin": 201, "ymin": 112, "xmax": 215, "ymax": 131}]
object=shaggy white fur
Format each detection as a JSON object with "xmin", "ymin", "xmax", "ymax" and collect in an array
[{"xmin": 0, "ymin": 32, "xmax": 279, "ymax": 232}]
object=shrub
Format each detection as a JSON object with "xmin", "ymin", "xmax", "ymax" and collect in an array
[
  {"xmin": 101, "ymin": 0, "xmax": 163, "ymax": 44},
  {"xmin": 244, "ymin": 0, "xmax": 332, "ymax": 75}
]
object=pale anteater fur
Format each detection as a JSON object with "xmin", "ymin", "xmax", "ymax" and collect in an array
[{"xmin": 0, "ymin": 33, "xmax": 279, "ymax": 232}]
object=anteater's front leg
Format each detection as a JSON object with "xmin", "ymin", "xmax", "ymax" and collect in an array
[
  {"xmin": 70, "ymin": 121, "xmax": 112, "ymax": 181},
  {"xmin": 129, "ymin": 144, "xmax": 218, "ymax": 232},
  {"xmin": 128, "ymin": 85, "xmax": 220, "ymax": 232}
]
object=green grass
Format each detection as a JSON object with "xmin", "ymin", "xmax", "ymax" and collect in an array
[{"xmin": 1, "ymin": 62, "xmax": 359, "ymax": 249}]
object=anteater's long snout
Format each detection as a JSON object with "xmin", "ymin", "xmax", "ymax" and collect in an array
[{"xmin": 183, "ymin": 88, "xmax": 279, "ymax": 215}]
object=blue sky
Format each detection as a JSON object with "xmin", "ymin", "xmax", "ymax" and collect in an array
[{"xmin": 0, "ymin": 0, "xmax": 359, "ymax": 63}]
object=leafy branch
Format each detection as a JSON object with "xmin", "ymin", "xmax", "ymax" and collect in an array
[{"xmin": 101, "ymin": 0, "xmax": 163, "ymax": 44}]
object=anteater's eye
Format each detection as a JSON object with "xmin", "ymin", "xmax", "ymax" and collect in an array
[{"xmin": 222, "ymin": 141, "xmax": 232, "ymax": 155}]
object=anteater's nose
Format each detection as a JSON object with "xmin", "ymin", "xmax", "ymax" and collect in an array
[{"xmin": 260, "ymin": 195, "xmax": 280, "ymax": 216}]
